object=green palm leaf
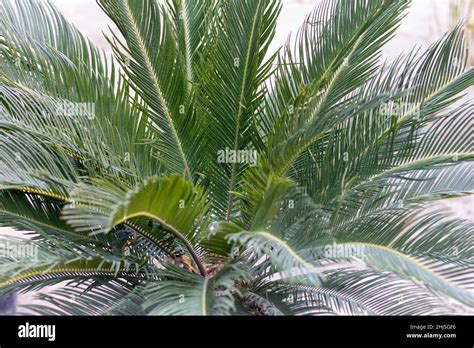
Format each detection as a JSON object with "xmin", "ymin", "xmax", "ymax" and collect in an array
[
  {"xmin": 142, "ymin": 263, "xmax": 249, "ymax": 315},
  {"xmin": 1, "ymin": 0, "xmax": 473, "ymax": 316}
]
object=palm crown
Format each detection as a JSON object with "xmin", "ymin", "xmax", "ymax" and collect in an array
[{"xmin": 0, "ymin": 0, "xmax": 472, "ymax": 315}]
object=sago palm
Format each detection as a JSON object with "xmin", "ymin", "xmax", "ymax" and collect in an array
[{"xmin": 0, "ymin": 0, "xmax": 472, "ymax": 315}]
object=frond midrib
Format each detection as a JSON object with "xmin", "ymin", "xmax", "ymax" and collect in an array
[
  {"xmin": 180, "ymin": 0, "xmax": 194, "ymax": 95},
  {"xmin": 0, "ymin": 265, "xmax": 143, "ymax": 288},
  {"xmin": 201, "ymin": 277, "xmax": 209, "ymax": 315},
  {"xmin": 341, "ymin": 241, "xmax": 474, "ymax": 306},
  {"xmin": 122, "ymin": 0, "xmax": 192, "ymax": 180},
  {"xmin": 225, "ymin": 0, "xmax": 264, "ymax": 220},
  {"xmin": 356, "ymin": 71, "xmax": 474, "ymax": 163},
  {"xmin": 253, "ymin": 230, "xmax": 313, "ymax": 269},
  {"xmin": 112, "ymin": 211, "xmax": 207, "ymax": 277},
  {"xmin": 274, "ymin": 1, "xmax": 402, "ymax": 176}
]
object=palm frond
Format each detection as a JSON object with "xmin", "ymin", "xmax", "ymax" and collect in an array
[
  {"xmin": 263, "ymin": 0, "xmax": 410, "ymax": 176},
  {"xmin": 98, "ymin": 0, "xmax": 203, "ymax": 179},
  {"xmin": 1, "ymin": 0, "xmax": 472, "ymax": 316},
  {"xmin": 142, "ymin": 263, "xmax": 249, "ymax": 315},
  {"xmin": 62, "ymin": 174, "xmax": 211, "ymax": 275},
  {"xmin": 20, "ymin": 279, "xmax": 145, "ymax": 315},
  {"xmin": 196, "ymin": 0, "xmax": 281, "ymax": 219}
]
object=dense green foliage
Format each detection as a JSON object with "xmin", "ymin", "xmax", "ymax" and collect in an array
[{"xmin": 0, "ymin": 0, "xmax": 472, "ymax": 315}]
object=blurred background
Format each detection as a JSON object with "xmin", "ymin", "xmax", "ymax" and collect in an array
[
  {"xmin": 47, "ymin": 0, "xmax": 474, "ymax": 66},
  {"xmin": 1, "ymin": 0, "xmax": 473, "ymax": 313}
]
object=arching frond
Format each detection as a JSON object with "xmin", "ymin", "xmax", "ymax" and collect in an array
[{"xmin": 142, "ymin": 263, "xmax": 249, "ymax": 315}]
